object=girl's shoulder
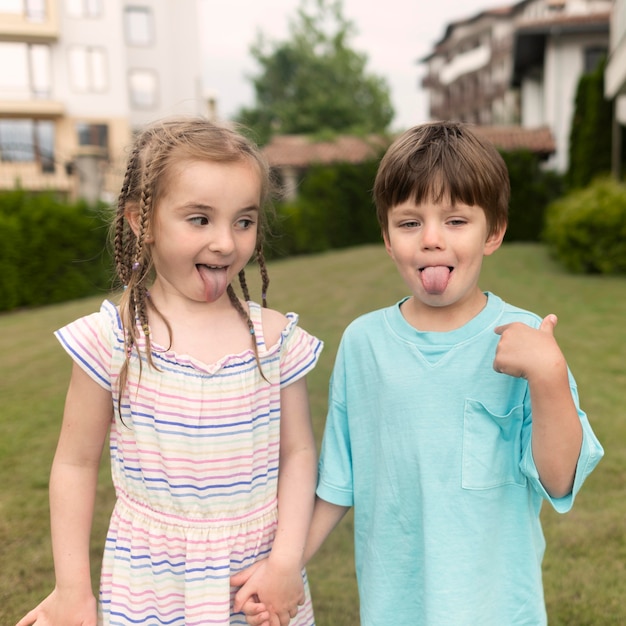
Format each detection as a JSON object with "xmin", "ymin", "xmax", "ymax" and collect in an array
[{"xmin": 259, "ymin": 306, "xmax": 290, "ymax": 347}]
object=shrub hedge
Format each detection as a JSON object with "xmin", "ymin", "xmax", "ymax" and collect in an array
[
  {"xmin": 267, "ymin": 149, "xmax": 564, "ymax": 258},
  {"xmin": 0, "ymin": 190, "xmax": 112, "ymax": 312},
  {"xmin": 543, "ymin": 177, "xmax": 626, "ymax": 274}
]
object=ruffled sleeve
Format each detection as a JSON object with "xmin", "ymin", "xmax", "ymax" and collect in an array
[
  {"xmin": 278, "ymin": 312, "xmax": 323, "ymax": 388},
  {"xmin": 54, "ymin": 300, "xmax": 123, "ymax": 391}
]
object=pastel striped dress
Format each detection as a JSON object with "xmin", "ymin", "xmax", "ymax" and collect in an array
[{"xmin": 55, "ymin": 300, "xmax": 322, "ymax": 626}]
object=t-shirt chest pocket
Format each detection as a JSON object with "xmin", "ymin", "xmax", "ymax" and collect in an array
[{"xmin": 462, "ymin": 398, "xmax": 527, "ymax": 490}]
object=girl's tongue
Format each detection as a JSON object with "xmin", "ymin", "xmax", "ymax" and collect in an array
[
  {"xmin": 421, "ymin": 266, "xmax": 451, "ymax": 295},
  {"xmin": 197, "ymin": 265, "xmax": 228, "ymax": 302}
]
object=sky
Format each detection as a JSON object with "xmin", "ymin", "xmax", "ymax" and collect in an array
[{"xmin": 197, "ymin": 0, "xmax": 509, "ymax": 132}]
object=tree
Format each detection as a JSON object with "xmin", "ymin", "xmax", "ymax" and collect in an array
[
  {"xmin": 567, "ymin": 57, "xmax": 613, "ymax": 188},
  {"xmin": 236, "ymin": 0, "xmax": 394, "ymax": 144}
]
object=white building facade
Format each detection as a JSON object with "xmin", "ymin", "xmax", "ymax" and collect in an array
[
  {"xmin": 421, "ymin": 0, "xmax": 611, "ymax": 173},
  {"xmin": 605, "ymin": 0, "xmax": 626, "ymax": 176},
  {"xmin": 0, "ymin": 0, "xmax": 204, "ymax": 201}
]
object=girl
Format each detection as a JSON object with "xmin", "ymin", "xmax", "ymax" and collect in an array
[{"xmin": 17, "ymin": 118, "xmax": 322, "ymax": 626}]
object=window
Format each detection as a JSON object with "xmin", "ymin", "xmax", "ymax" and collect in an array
[
  {"xmin": 76, "ymin": 122, "xmax": 108, "ymax": 149},
  {"xmin": 0, "ymin": 0, "xmax": 46, "ymax": 20},
  {"xmin": 584, "ymin": 46, "xmax": 607, "ymax": 74},
  {"xmin": 125, "ymin": 6, "xmax": 152, "ymax": 46},
  {"xmin": 68, "ymin": 46, "xmax": 107, "ymax": 92},
  {"xmin": 65, "ymin": 0, "xmax": 102, "ymax": 18},
  {"xmin": 129, "ymin": 69, "xmax": 158, "ymax": 108},
  {"xmin": 0, "ymin": 118, "xmax": 55, "ymax": 172},
  {"xmin": 0, "ymin": 42, "xmax": 51, "ymax": 98}
]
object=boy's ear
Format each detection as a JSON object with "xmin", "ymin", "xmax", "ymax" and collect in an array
[{"xmin": 484, "ymin": 225, "xmax": 506, "ymax": 256}]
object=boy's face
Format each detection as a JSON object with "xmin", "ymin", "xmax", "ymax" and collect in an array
[{"xmin": 383, "ymin": 198, "xmax": 505, "ymax": 330}]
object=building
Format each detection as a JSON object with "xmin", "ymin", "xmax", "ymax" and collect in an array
[
  {"xmin": 420, "ymin": 0, "xmax": 611, "ymax": 173},
  {"xmin": 605, "ymin": 0, "xmax": 626, "ymax": 178},
  {"xmin": 0, "ymin": 0, "xmax": 205, "ymax": 203}
]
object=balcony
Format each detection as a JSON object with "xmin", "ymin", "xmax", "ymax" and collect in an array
[{"xmin": 0, "ymin": 0, "xmax": 59, "ymax": 42}]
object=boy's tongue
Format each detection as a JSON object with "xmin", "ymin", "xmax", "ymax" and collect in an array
[
  {"xmin": 197, "ymin": 265, "xmax": 228, "ymax": 302},
  {"xmin": 421, "ymin": 266, "xmax": 451, "ymax": 295}
]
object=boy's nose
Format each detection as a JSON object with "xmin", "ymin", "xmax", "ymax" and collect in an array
[{"xmin": 421, "ymin": 223, "xmax": 444, "ymax": 249}]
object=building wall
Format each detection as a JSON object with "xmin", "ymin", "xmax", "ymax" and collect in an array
[{"xmin": 0, "ymin": 0, "xmax": 204, "ymax": 202}]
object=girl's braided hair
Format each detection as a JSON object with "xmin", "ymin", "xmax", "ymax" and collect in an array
[{"xmin": 113, "ymin": 117, "xmax": 272, "ymax": 402}]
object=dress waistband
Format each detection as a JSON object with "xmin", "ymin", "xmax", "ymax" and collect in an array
[{"xmin": 115, "ymin": 491, "xmax": 278, "ymax": 530}]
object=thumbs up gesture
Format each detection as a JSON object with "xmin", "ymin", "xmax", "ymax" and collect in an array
[{"xmin": 493, "ymin": 314, "xmax": 566, "ymax": 381}]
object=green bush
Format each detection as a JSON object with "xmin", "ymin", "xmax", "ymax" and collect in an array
[
  {"xmin": 0, "ymin": 190, "xmax": 112, "ymax": 311},
  {"xmin": 502, "ymin": 150, "xmax": 565, "ymax": 242},
  {"xmin": 543, "ymin": 177, "xmax": 626, "ymax": 274},
  {"xmin": 268, "ymin": 158, "xmax": 382, "ymax": 258}
]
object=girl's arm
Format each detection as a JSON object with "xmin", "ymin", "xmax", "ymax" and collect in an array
[
  {"xmin": 16, "ymin": 363, "xmax": 112, "ymax": 626},
  {"xmin": 233, "ymin": 375, "xmax": 317, "ymax": 626},
  {"xmin": 494, "ymin": 314, "xmax": 583, "ymax": 498}
]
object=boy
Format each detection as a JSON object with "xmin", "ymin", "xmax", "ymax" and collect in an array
[{"xmin": 235, "ymin": 121, "xmax": 604, "ymax": 626}]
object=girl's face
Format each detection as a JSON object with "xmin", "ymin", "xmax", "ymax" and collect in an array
[
  {"xmin": 147, "ymin": 159, "xmax": 261, "ymax": 306},
  {"xmin": 383, "ymin": 197, "xmax": 504, "ymax": 331}
]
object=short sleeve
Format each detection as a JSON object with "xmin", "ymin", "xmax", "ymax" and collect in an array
[
  {"xmin": 316, "ymin": 337, "xmax": 355, "ymax": 507},
  {"xmin": 54, "ymin": 300, "xmax": 122, "ymax": 391},
  {"xmin": 278, "ymin": 312, "xmax": 323, "ymax": 388},
  {"xmin": 520, "ymin": 375, "xmax": 604, "ymax": 513}
]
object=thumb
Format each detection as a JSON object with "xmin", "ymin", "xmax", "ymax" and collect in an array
[
  {"xmin": 231, "ymin": 566, "xmax": 255, "ymax": 589},
  {"xmin": 539, "ymin": 313, "xmax": 558, "ymax": 334}
]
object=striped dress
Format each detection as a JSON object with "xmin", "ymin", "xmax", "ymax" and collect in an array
[{"xmin": 55, "ymin": 299, "xmax": 323, "ymax": 626}]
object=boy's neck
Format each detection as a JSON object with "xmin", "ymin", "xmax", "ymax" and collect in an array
[{"xmin": 399, "ymin": 291, "xmax": 488, "ymax": 332}]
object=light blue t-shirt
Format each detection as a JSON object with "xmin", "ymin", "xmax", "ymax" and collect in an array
[{"xmin": 317, "ymin": 293, "xmax": 603, "ymax": 626}]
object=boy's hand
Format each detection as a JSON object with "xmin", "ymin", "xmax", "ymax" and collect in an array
[
  {"xmin": 232, "ymin": 558, "xmax": 304, "ymax": 626},
  {"xmin": 493, "ymin": 314, "xmax": 565, "ymax": 381}
]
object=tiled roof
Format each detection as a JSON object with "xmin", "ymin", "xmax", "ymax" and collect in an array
[
  {"xmin": 518, "ymin": 11, "xmax": 610, "ymax": 31},
  {"xmin": 471, "ymin": 125, "xmax": 556, "ymax": 154},
  {"xmin": 263, "ymin": 125, "xmax": 555, "ymax": 168},
  {"xmin": 262, "ymin": 134, "xmax": 389, "ymax": 167}
]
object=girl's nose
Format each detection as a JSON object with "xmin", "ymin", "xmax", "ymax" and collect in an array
[{"xmin": 208, "ymin": 226, "xmax": 235, "ymax": 254}]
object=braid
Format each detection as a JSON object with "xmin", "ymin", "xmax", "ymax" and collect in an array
[
  {"xmin": 256, "ymin": 243, "xmax": 270, "ymax": 308},
  {"xmin": 238, "ymin": 269, "xmax": 251, "ymax": 302}
]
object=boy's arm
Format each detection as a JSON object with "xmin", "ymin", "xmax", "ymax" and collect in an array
[
  {"xmin": 233, "ymin": 376, "xmax": 317, "ymax": 625},
  {"xmin": 494, "ymin": 314, "xmax": 582, "ymax": 498},
  {"xmin": 16, "ymin": 363, "xmax": 112, "ymax": 626},
  {"xmin": 232, "ymin": 497, "xmax": 350, "ymax": 626}
]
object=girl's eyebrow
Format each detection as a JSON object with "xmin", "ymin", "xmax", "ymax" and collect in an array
[{"xmin": 178, "ymin": 203, "xmax": 260, "ymax": 213}]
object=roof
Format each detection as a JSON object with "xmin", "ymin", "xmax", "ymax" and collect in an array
[
  {"xmin": 262, "ymin": 134, "xmax": 389, "ymax": 168},
  {"xmin": 263, "ymin": 126, "xmax": 555, "ymax": 169},
  {"xmin": 471, "ymin": 125, "xmax": 556, "ymax": 154}
]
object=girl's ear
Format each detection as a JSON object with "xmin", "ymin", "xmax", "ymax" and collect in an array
[
  {"xmin": 125, "ymin": 204, "xmax": 153, "ymax": 242},
  {"xmin": 484, "ymin": 225, "xmax": 506, "ymax": 257},
  {"xmin": 125, "ymin": 203, "xmax": 140, "ymax": 237}
]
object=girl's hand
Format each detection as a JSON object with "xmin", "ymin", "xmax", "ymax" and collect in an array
[
  {"xmin": 232, "ymin": 557, "xmax": 304, "ymax": 626},
  {"xmin": 15, "ymin": 588, "xmax": 97, "ymax": 626}
]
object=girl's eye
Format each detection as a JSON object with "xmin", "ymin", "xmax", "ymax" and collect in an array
[
  {"xmin": 237, "ymin": 218, "xmax": 255, "ymax": 229},
  {"xmin": 189, "ymin": 216, "xmax": 209, "ymax": 226}
]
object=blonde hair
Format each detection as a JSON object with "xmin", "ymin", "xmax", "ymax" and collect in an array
[{"xmin": 113, "ymin": 117, "xmax": 272, "ymax": 400}]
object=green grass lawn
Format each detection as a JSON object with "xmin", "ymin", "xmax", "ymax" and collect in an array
[{"xmin": 1, "ymin": 243, "xmax": 624, "ymax": 625}]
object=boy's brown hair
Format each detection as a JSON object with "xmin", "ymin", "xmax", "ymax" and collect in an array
[{"xmin": 373, "ymin": 121, "xmax": 510, "ymax": 238}]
